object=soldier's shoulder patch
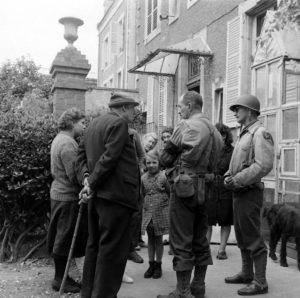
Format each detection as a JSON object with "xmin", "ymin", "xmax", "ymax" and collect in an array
[{"xmin": 263, "ymin": 131, "xmax": 274, "ymax": 144}]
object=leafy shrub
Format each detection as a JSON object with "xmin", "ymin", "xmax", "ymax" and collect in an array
[{"xmin": 0, "ymin": 109, "xmax": 57, "ymax": 261}]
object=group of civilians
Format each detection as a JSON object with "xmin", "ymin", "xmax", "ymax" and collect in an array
[{"xmin": 47, "ymin": 91, "xmax": 274, "ymax": 298}]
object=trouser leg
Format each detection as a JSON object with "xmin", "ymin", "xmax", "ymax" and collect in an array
[
  {"xmin": 91, "ymin": 199, "xmax": 133, "ymax": 298},
  {"xmin": 81, "ymin": 200, "xmax": 100, "ymax": 298}
]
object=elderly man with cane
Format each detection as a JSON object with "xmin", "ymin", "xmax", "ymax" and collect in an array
[{"xmin": 76, "ymin": 92, "xmax": 140, "ymax": 298}]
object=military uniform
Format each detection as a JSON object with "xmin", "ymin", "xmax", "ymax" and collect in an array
[
  {"xmin": 225, "ymin": 119, "xmax": 274, "ymax": 291},
  {"xmin": 160, "ymin": 113, "xmax": 223, "ymax": 280}
]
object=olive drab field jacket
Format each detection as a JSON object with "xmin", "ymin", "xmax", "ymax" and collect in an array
[
  {"xmin": 227, "ymin": 120, "xmax": 274, "ymax": 188},
  {"xmin": 160, "ymin": 113, "xmax": 223, "ymax": 174}
]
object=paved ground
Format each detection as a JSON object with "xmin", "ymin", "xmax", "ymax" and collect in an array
[{"xmin": 120, "ymin": 240, "xmax": 300, "ymax": 298}]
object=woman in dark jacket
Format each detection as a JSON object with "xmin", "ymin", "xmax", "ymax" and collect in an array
[{"xmin": 207, "ymin": 123, "xmax": 234, "ymax": 260}]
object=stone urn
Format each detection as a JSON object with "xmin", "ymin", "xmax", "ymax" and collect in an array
[{"xmin": 59, "ymin": 17, "xmax": 84, "ymax": 46}]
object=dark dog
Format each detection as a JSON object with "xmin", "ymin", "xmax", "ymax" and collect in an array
[{"xmin": 263, "ymin": 204, "xmax": 300, "ymax": 270}]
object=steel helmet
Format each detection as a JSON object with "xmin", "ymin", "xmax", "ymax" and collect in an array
[{"xmin": 229, "ymin": 94, "xmax": 260, "ymax": 115}]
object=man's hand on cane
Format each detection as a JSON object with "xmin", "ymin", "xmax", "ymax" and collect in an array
[{"xmin": 79, "ymin": 177, "xmax": 93, "ymax": 204}]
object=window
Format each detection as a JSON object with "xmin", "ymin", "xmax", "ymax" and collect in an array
[
  {"xmin": 281, "ymin": 147, "xmax": 297, "ymax": 176},
  {"xmin": 255, "ymin": 66, "xmax": 266, "ymax": 108},
  {"xmin": 158, "ymin": 77, "xmax": 168, "ymax": 127},
  {"xmin": 187, "ymin": 0, "xmax": 199, "ymax": 9},
  {"xmin": 188, "ymin": 56, "xmax": 201, "ymax": 81},
  {"xmin": 145, "ymin": 0, "xmax": 160, "ymax": 43},
  {"xmin": 102, "ymin": 35, "xmax": 110, "ymax": 69},
  {"xmin": 254, "ymin": 61, "xmax": 279, "ymax": 109},
  {"xmin": 282, "ymin": 108, "xmax": 298, "ymax": 140},
  {"xmin": 147, "ymin": 76, "xmax": 154, "ymax": 123},
  {"xmin": 117, "ymin": 70, "xmax": 123, "ymax": 88},
  {"xmin": 284, "ymin": 73, "xmax": 300, "ymax": 104},
  {"xmin": 213, "ymin": 89, "xmax": 223, "ymax": 124},
  {"xmin": 118, "ymin": 17, "xmax": 125, "ymax": 53},
  {"xmin": 108, "ymin": 77, "xmax": 114, "ymax": 88},
  {"xmin": 168, "ymin": 0, "xmax": 179, "ymax": 24}
]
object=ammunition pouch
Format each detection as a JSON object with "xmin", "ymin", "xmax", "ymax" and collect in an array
[{"xmin": 174, "ymin": 171, "xmax": 195, "ymax": 198}]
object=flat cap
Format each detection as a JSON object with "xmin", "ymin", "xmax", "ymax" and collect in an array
[{"xmin": 108, "ymin": 92, "xmax": 139, "ymax": 107}]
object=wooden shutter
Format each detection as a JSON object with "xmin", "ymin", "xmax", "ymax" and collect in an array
[
  {"xmin": 110, "ymin": 22, "xmax": 118, "ymax": 62},
  {"xmin": 147, "ymin": 76, "xmax": 154, "ymax": 123},
  {"xmin": 158, "ymin": 77, "xmax": 167, "ymax": 127},
  {"xmin": 224, "ymin": 16, "xmax": 241, "ymax": 126},
  {"xmin": 285, "ymin": 73, "xmax": 300, "ymax": 104}
]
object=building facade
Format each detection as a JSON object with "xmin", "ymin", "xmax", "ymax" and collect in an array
[
  {"xmin": 228, "ymin": 0, "xmax": 300, "ymax": 208},
  {"xmin": 129, "ymin": 0, "xmax": 244, "ymax": 138},
  {"xmin": 97, "ymin": 0, "xmax": 138, "ymax": 90}
]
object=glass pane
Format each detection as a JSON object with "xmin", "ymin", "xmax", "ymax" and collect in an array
[
  {"xmin": 148, "ymin": 0, "xmax": 152, "ymax": 14},
  {"xmin": 153, "ymin": 9, "xmax": 157, "ymax": 30},
  {"xmin": 282, "ymin": 108, "xmax": 298, "ymax": 139},
  {"xmin": 255, "ymin": 67, "xmax": 266, "ymax": 108},
  {"xmin": 283, "ymin": 149, "xmax": 295, "ymax": 172},
  {"xmin": 147, "ymin": 16, "xmax": 152, "ymax": 35},
  {"xmin": 268, "ymin": 63, "xmax": 278, "ymax": 107}
]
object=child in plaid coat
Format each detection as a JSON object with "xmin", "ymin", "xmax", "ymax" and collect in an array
[{"xmin": 141, "ymin": 150, "xmax": 169, "ymax": 279}]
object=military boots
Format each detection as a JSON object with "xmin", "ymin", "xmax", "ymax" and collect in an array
[
  {"xmin": 225, "ymin": 249, "xmax": 254, "ymax": 284},
  {"xmin": 237, "ymin": 251, "xmax": 268, "ymax": 295},
  {"xmin": 157, "ymin": 271, "xmax": 195, "ymax": 298}
]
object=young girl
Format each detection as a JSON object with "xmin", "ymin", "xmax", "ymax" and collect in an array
[{"xmin": 141, "ymin": 150, "xmax": 169, "ymax": 279}]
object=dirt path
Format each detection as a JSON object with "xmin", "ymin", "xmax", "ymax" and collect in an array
[{"xmin": 0, "ymin": 259, "xmax": 80, "ymax": 298}]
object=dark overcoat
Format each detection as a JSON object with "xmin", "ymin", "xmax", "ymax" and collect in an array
[{"xmin": 77, "ymin": 111, "xmax": 139, "ymax": 210}]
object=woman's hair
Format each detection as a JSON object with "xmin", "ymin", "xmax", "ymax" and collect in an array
[
  {"xmin": 58, "ymin": 107, "xmax": 85, "ymax": 131},
  {"xmin": 161, "ymin": 127, "xmax": 174, "ymax": 140},
  {"xmin": 215, "ymin": 122, "xmax": 233, "ymax": 147},
  {"xmin": 143, "ymin": 132, "xmax": 158, "ymax": 145}
]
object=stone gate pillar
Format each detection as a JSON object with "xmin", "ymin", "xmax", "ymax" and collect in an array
[{"xmin": 50, "ymin": 17, "xmax": 91, "ymax": 118}]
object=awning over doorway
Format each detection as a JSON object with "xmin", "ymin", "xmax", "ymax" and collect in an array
[{"xmin": 129, "ymin": 37, "xmax": 213, "ymax": 76}]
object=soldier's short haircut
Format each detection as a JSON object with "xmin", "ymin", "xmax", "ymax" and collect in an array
[{"xmin": 182, "ymin": 91, "xmax": 203, "ymax": 109}]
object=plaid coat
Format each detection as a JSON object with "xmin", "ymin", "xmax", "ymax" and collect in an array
[{"xmin": 141, "ymin": 171, "xmax": 169, "ymax": 236}]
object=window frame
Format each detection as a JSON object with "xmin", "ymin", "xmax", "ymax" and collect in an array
[
  {"xmin": 144, "ymin": 0, "xmax": 161, "ymax": 44},
  {"xmin": 168, "ymin": 0, "xmax": 180, "ymax": 25},
  {"xmin": 187, "ymin": 0, "xmax": 199, "ymax": 10},
  {"xmin": 281, "ymin": 145, "xmax": 298, "ymax": 177},
  {"xmin": 281, "ymin": 106, "xmax": 299, "ymax": 142},
  {"xmin": 252, "ymin": 59, "xmax": 281, "ymax": 112},
  {"xmin": 102, "ymin": 33, "xmax": 110, "ymax": 70},
  {"xmin": 117, "ymin": 13, "xmax": 125, "ymax": 56},
  {"xmin": 117, "ymin": 67, "xmax": 124, "ymax": 89}
]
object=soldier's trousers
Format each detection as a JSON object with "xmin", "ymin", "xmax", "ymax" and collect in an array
[
  {"xmin": 233, "ymin": 188, "xmax": 267, "ymax": 257},
  {"xmin": 169, "ymin": 187, "xmax": 213, "ymax": 271},
  {"xmin": 81, "ymin": 198, "xmax": 133, "ymax": 298}
]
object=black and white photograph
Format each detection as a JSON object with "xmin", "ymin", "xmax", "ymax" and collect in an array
[{"xmin": 0, "ymin": 0, "xmax": 300, "ymax": 297}]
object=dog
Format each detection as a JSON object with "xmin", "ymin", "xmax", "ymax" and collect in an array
[{"xmin": 263, "ymin": 204, "xmax": 300, "ymax": 270}]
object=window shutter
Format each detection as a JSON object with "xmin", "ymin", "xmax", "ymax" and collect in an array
[
  {"xmin": 110, "ymin": 22, "xmax": 118, "ymax": 61},
  {"xmin": 224, "ymin": 16, "xmax": 241, "ymax": 126},
  {"xmin": 147, "ymin": 76, "xmax": 154, "ymax": 123},
  {"xmin": 285, "ymin": 73, "xmax": 300, "ymax": 104},
  {"xmin": 158, "ymin": 77, "xmax": 167, "ymax": 127}
]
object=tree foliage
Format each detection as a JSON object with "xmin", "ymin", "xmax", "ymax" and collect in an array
[
  {"xmin": 0, "ymin": 57, "xmax": 53, "ymax": 113},
  {"xmin": 0, "ymin": 109, "xmax": 57, "ymax": 261}
]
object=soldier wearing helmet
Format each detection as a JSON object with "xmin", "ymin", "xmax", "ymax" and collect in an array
[{"xmin": 223, "ymin": 94, "xmax": 274, "ymax": 296}]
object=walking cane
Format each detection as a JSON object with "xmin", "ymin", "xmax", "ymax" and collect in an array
[{"xmin": 59, "ymin": 199, "xmax": 85, "ymax": 296}]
